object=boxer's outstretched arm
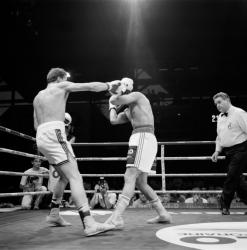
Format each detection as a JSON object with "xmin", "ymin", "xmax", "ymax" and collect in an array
[
  {"xmin": 62, "ymin": 80, "xmax": 121, "ymax": 93},
  {"xmin": 64, "ymin": 81, "xmax": 109, "ymax": 92}
]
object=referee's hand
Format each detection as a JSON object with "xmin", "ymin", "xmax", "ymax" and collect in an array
[{"xmin": 211, "ymin": 151, "xmax": 219, "ymax": 162}]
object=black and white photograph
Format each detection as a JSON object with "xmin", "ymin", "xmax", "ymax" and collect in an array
[{"xmin": 0, "ymin": 0, "xmax": 247, "ymax": 249}]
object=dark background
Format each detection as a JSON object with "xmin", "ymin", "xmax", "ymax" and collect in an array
[{"xmin": 1, "ymin": 0, "xmax": 247, "ymax": 199}]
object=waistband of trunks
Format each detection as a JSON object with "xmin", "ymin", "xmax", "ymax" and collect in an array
[
  {"xmin": 37, "ymin": 121, "xmax": 65, "ymax": 133},
  {"xmin": 132, "ymin": 125, "xmax": 154, "ymax": 135}
]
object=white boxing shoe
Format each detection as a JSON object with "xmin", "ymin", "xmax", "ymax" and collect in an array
[
  {"xmin": 147, "ymin": 214, "xmax": 172, "ymax": 224},
  {"xmin": 46, "ymin": 214, "xmax": 72, "ymax": 227},
  {"xmin": 104, "ymin": 215, "xmax": 124, "ymax": 230},
  {"xmin": 84, "ymin": 222, "xmax": 115, "ymax": 236}
]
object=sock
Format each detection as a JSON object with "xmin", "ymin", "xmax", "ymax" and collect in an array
[
  {"xmin": 150, "ymin": 198, "xmax": 166, "ymax": 216},
  {"xmin": 49, "ymin": 198, "xmax": 62, "ymax": 215},
  {"xmin": 51, "ymin": 199, "xmax": 60, "ymax": 208},
  {"xmin": 78, "ymin": 204, "xmax": 91, "ymax": 229},
  {"xmin": 114, "ymin": 194, "xmax": 130, "ymax": 217}
]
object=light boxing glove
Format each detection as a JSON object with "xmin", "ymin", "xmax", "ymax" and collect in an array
[
  {"xmin": 107, "ymin": 80, "xmax": 122, "ymax": 95},
  {"xmin": 64, "ymin": 112, "xmax": 72, "ymax": 126},
  {"xmin": 121, "ymin": 77, "xmax": 134, "ymax": 93}
]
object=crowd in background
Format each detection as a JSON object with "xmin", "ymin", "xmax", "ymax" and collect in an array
[{"xmin": 0, "ymin": 160, "xmax": 245, "ymax": 210}]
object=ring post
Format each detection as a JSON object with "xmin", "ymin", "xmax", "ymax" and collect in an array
[{"xmin": 161, "ymin": 144, "xmax": 166, "ymax": 191}]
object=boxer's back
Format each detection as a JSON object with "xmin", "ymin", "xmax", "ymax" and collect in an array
[{"xmin": 33, "ymin": 83, "xmax": 68, "ymax": 126}]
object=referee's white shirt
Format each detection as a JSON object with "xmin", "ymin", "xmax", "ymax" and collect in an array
[{"xmin": 216, "ymin": 105, "xmax": 247, "ymax": 152}]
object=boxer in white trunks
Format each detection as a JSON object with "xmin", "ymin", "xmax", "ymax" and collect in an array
[
  {"xmin": 105, "ymin": 78, "xmax": 172, "ymax": 229},
  {"xmin": 33, "ymin": 67, "xmax": 120, "ymax": 236}
]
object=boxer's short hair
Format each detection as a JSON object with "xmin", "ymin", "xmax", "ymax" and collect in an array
[{"xmin": 47, "ymin": 68, "xmax": 67, "ymax": 83}]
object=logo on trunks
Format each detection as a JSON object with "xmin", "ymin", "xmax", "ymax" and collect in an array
[
  {"xmin": 156, "ymin": 222, "xmax": 247, "ymax": 250},
  {"xmin": 128, "ymin": 149, "xmax": 134, "ymax": 155},
  {"xmin": 52, "ymin": 169, "xmax": 59, "ymax": 178}
]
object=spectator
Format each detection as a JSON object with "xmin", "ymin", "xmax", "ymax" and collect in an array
[
  {"xmin": 185, "ymin": 188, "xmax": 208, "ymax": 204},
  {"xmin": 169, "ymin": 194, "xmax": 186, "ymax": 203},
  {"xmin": 207, "ymin": 186, "xmax": 220, "ymax": 204},
  {"xmin": 177, "ymin": 194, "xmax": 186, "ymax": 203},
  {"xmin": 132, "ymin": 193, "xmax": 150, "ymax": 208},
  {"xmin": 90, "ymin": 177, "xmax": 117, "ymax": 209},
  {"xmin": 207, "ymin": 194, "xmax": 218, "ymax": 205},
  {"xmin": 158, "ymin": 193, "xmax": 171, "ymax": 205},
  {"xmin": 20, "ymin": 158, "xmax": 49, "ymax": 210}
]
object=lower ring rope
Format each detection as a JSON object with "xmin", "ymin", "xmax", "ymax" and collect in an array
[
  {"xmin": 1, "ymin": 171, "xmax": 246, "ymax": 177},
  {"xmin": 0, "ymin": 190, "xmax": 223, "ymax": 198}
]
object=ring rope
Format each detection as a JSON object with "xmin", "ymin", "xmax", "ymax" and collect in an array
[
  {"xmin": 0, "ymin": 171, "xmax": 49, "ymax": 177},
  {"xmin": 0, "ymin": 126, "xmax": 231, "ymax": 199},
  {"xmin": 0, "ymin": 190, "xmax": 223, "ymax": 198},
  {"xmin": 2, "ymin": 171, "xmax": 247, "ymax": 178},
  {"xmin": 72, "ymin": 141, "xmax": 216, "ymax": 146},
  {"xmin": 0, "ymin": 148, "xmax": 46, "ymax": 160},
  {"xmin": 76, "ymin": 156, "xmax": 226, "ymax": 161},
  {"xmin": 0, "ymin": 125, "xmax": 216, "ymax": 147},
  {"xmin": 0, "ymin": 125, "xmax": 35, "ymax": 141},
  {"xmin": 0, "ymin": 148, "xmax": 226, "ymax": 161}
]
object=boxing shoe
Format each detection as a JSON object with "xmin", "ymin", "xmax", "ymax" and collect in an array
[
  {"xmin": 147, "ymin": 214, "xmax": 172, "ymax": 224},
  {"xmin": 84, "ymin": 222, "xmax": 115, "ymax": 237},
  {"xmin": 104, "ymin": 214, "xmax": 124, "ymax": 230},
  {"xmin": 83, "ymin": 215, "xmax": 115, "ymax": 236},
  {"xmin": 46, "ymin": 214, "xmax": 72, "ymax": 226}
]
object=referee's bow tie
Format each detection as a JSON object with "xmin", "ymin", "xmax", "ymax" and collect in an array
[{"xmin": 222, "ymin": 112, "xmax": 228, "ymax": 117}]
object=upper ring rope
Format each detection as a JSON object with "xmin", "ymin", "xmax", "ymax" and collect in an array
[
  {"xmin": 0, "ymin": 125, "xmax": 35, "ymax": 141},
  {"xmin": 0, "ymin": 148, "xmax": 46, "ymax": 160},
  {"xmin": 72, "ymin": 141, "xmax": 215, "ymax": 146}
]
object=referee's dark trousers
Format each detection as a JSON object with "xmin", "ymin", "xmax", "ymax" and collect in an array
[{"xmin": 222, "ymin": 140, "xmax": 247, "ymax": 209}]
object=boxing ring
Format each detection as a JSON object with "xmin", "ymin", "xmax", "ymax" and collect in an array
[{"xmin": 1, "ymin": 125, "xmax": 247, "ymax": 250}]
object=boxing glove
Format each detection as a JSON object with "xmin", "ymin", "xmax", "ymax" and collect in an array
[
  {"xmin": 121, "ymin": 77, "xmax": 134, "ymax": 93},
  {"xmin": 107, "ymin": 80, "xmax": 122, "ymax": 95}
]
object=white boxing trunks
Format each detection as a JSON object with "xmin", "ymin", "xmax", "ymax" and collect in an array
[
  {"xmin": 36, "ymin": 121, "xmax": 75, "ymax": 166},
  {"xmin": 126, "ymin": 125, "xmax": 157, "ymax": 173}
]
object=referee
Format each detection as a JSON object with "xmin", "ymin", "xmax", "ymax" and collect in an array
[{"xmin": 211, "ymin": 92, "xmax": 247, "ymax": 215}]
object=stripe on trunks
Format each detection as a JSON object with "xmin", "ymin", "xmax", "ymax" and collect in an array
[
  {"xmin": 55, "ymin": 129, "xmax": 69, "ymax": 156},
  {"xmin": 134, "ymin": 132, "xmax": 143, "ymax": 168},
  {"xmin": 134, "ymin": 132, "xmax": 145, "ymax": 168}
]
